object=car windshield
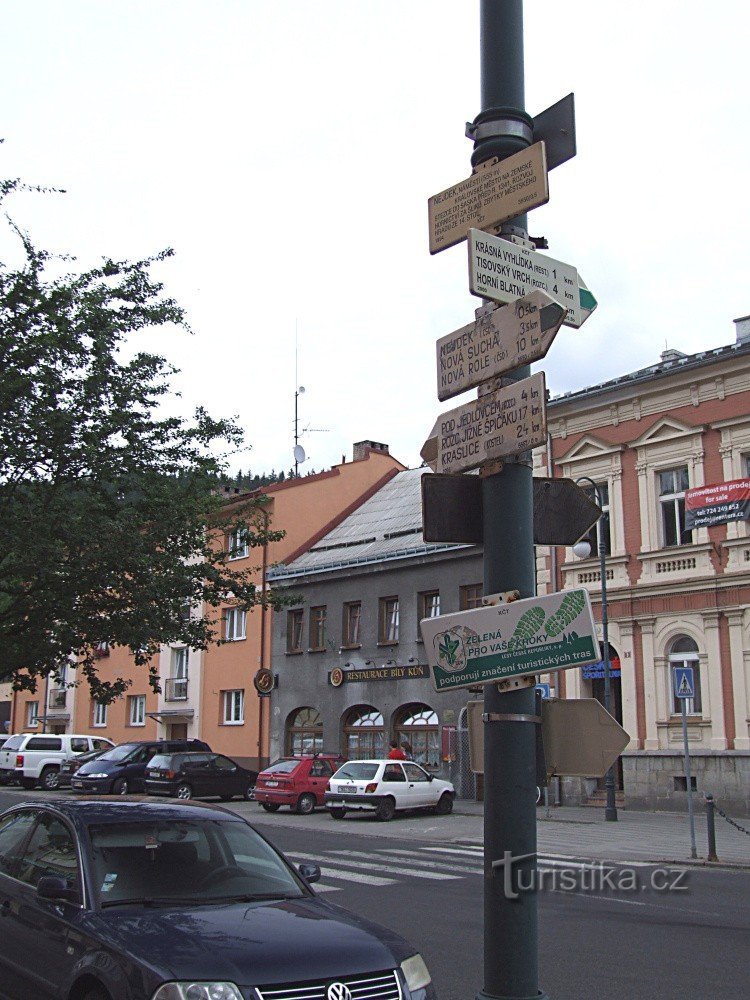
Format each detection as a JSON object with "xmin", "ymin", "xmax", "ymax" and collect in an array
[
  {"xmin": 263, "ymin": 759, "xmax": 299, "ymax": 775},
  {"xmin": 334, "ymin": 762, "xmax": 379, "ymax": 780},
  {"xmin": 96, "ymin": 744, "xmax": 140, "ymax": 763},
  {"xmin": 148, "ymin": 755, "xmax": 175, "ymax": 768},
  {"xmin": 88, "ymin": 819, "xmax": 305, "ymax": 907}
]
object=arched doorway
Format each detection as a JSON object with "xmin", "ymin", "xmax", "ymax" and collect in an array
[
  {"xmin": 394, "ymin": 703, "xmax": 440, "ymax": 768},
  {"xmin": 343, "ymin": 706, "xmax": 385, "ymax": 760},
  {"xmin": 286, "ymin": 707, "xmax": 323, "ymax": 755}
]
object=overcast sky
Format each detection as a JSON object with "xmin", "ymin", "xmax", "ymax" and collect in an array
[{"xmin": 3, "ymin": 2, "xmax": 748, "ymax": 476}]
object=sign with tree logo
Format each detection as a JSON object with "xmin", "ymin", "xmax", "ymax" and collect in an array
[{"xmin": 420, "ymin": 589, "xmax": 599, "ymax": 692}]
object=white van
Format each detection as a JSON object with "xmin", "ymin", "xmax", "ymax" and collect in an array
[{"xmin": 0, "ymin": 733, "xmax": 114, "ymax": 790}]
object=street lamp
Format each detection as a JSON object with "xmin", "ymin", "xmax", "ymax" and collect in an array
[{"xmin": 573, "ymin": 475, "xmax": 618, "ymax": 822}]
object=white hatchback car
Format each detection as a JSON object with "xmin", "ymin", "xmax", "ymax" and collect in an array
[{"xmin": 325, "ymin": 759, "xmax": 455, "ymax": 821}]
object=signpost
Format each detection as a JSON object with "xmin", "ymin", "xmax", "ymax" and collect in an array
[
  {"xmin": 428, "ymin": 141, "xmax": 549, "ymax": 255},
  {"xmin": 468, "ymin": 228, "xmax": 596, "ymax": 328},
  {"xmin": 436, "ymin": 290, "xmax": 566, "ymax": 402},
  {"xmin": 420, "ymin": 588, "xmax": 599, "ymax": 692},
  {"xmin": 673, "ymin": 665, "xmax": 698, "ymax": 858},
  {"xmin": 420, "ymin": 372, "xmax": 546, "ymax": 475}
]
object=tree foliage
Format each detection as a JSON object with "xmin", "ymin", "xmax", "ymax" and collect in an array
[{"xmin": 0, "ymin": 174, "xmax": 285, "ymax": 701}]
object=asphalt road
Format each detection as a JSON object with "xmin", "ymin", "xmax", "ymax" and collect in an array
[{"xmin": 2, "ymin": 789, "xmax": 748, "ymax": 1000}]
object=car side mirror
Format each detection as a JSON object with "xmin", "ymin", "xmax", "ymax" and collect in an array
[
  {"xmin": 427, "ymin": 774, "xmax": 434, "ymax": 781},
  {"xmin": 37, "ymin": 876, "xmax": 79, "ymax": 904},
  {"xmin": 297, "ymin": 862, "xmax": 321, "ymax": 885}
]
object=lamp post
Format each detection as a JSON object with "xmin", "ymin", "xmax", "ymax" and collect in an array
[{"xmin": 572, "ymin": 475, "xmax": 618, "ymax": 822}]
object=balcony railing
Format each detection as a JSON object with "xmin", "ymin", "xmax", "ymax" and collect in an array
[
  {"xmin": 48, "ymin": 689, "xmax": 67, "ymax": 709},
  {"xmin": 165, "ymin": 677, "xmax": 189, "ymax": 701}
]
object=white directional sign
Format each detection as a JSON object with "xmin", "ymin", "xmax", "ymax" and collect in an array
[
  {"xmin": 428, "ymin": 142, "xmax": 549, "ymax": 255},
  {"xmin": 420, "ymin": 372, "xmax": 546, "ymax": 475},
  {"xmin": 420, "ymin": 588, "xmax": 599, "ymax": 692},
  {"xmin": 468, "ymin": 228, "xmax": 596, "ymax": 329},
  {"xmin": 435, "ymin": 290, "xmax": 566, "ymax": 402}
]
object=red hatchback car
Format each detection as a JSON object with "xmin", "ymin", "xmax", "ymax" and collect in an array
[{"xmin": 254, "ymin": 754, "xmax": 345, "ymax": 814}]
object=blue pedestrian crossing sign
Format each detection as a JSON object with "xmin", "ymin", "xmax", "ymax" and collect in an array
[{"xmin": 673, "ymin": 666, "xmax": 695, "ymax": 700}]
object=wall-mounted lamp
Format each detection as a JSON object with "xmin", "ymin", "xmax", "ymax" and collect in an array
[
  {"xmin": 344, "ymin": 662, "xmax": 352, "ymax": 668},
  {"xmin": 408, "ymin": 657, "xmax": 416, "ymax": 664},
  {"xmin": 365, "ymin": 660, "xmax": 374, "ymax": 666},
  {"xmin": 386, "ymin": 659, "xmax": 395, "ymax": 665}
]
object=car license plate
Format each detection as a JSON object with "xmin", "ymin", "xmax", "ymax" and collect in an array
[
  {"xmin": 71, "ymin": 779, "xmax": 83, "ymax": 787},
  {"xmin": 265, "ymin": 780, "xmax": 278, "ymax": 787}
]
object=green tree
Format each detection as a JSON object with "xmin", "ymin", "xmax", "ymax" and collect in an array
[{"xmin": 0, "ymin": 174, "xmax": 285, "ymax": 701}]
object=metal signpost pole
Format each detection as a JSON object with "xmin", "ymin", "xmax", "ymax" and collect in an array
[
  {"xmin": 474, "ymin": 4, "xmax": 545, "ymax": 999},
  {"xmin": 675, "ymin": 668, "xmax": 698, "ymax": 859}
]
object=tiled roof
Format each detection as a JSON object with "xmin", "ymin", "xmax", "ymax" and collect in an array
[{"xmin": 267, "ymin": 468, "xmax": 474, "ymax": 581}]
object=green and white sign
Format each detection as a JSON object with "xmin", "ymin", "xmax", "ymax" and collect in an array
[{"xmin": 420, "ymin": 588, "xmax": 599, "ymax": 692}]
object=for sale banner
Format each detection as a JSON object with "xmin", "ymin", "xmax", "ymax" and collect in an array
[{"xmin": 684, "ymin": 478, "xmax": 750, "ymax": 530}]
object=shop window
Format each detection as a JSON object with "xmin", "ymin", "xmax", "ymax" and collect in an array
[
  {"xmin": 378, "ymin": 597, "xmax": 399, "ymax": 644},
  {"xmin": 394, "ymin": 703, "xmax": 440, "ymax": 769},
  {"xmin": 659, "ymin": 467, "xmax": 692, "ymax": 547},
  {"xmin": 344, "ymin": 706, "xmax": 385, "ymax": 760},
  {"xmin": 342, "ymin": 602, "xmax": 361, "ymax": 647},
  {"xmin": 309, "ymin": 606, "xmax": 326, "ymax": 651},
  {"xmin": 287, "ymin": 609, "xmax": 304, "ymax": 653},
  {"xmin": 460, "ymin": 584, "xmax": 483, "ymax": 610},
  {"xmin": 669, "ymin": 636, "xmax": 702, "ymax": 715},
  {"xmin": 287, "ymin": 707, "xmax": 323, "ymax": 755}
]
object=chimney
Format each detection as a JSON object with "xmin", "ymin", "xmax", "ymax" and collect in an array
[
  {"xmin": 353, "ymin": 440, "xmax": 390, "ymax": 461},
  {"xmin": 660, "ymin": 348, "xmax": 687, "ymax": 364},
  {"xmin": 734, "ymin": 315, "xmax": 750, "ymax": 344}
]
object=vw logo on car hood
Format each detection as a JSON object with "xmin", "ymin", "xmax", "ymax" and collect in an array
[{"xmin": 326, "ymin": 983, "xmax": 353, "ymax": 1000}]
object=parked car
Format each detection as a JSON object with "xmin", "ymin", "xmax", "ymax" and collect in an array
[
  {"xmin": 0, "ymin": 799, "xmax": 436, "ymax": 999},
  {"xmin": 144, "ymin": 751, "xmax": 258, "ymax": 801},
  {"xmin": 325, "ymin": 758, "xmax": 455, "ymax": 821},
  {"xmin": 58, "ymin": 747, "xmax": 111, "ymax": 788},
  {"xmin": 70, "ymin": 738, "xmax": 211, "ymax": 795},
  {"xmin": 254, "ymin": 753, "xmax": 345, "ymax": 814},
  {"xmin": 0, "ymin": 733, "xmax": 115, "ymax": 790}
]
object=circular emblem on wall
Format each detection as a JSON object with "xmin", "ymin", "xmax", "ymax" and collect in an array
[
  {"xmin": 329, "ymin": 666, "xmax": 344, "ymax": 687},
  {"xmin": 253, "ymin": 668, "xmax": 275, "ymax": 695}
]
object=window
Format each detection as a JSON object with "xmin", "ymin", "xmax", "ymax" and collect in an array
[
  {"xmin": 223, "ymin": 689, "xmax": 244, "ymax": 724},
  {"xmin": 379, "ymin": 597, "xmax": 399, "ymax": 644},
  {"xmin": 579, "ymin": 482, "xmax": 611, "ymax": 556},
  {"xmin": 225, "ymin": 607, "xmax": 247, "ymax": 641},
  {"xmin": 69, "ymin": 738, "xmax": 87, "ymax": 753},
  {"xmin": 669, "ymin": 636, "xmax": 702, "ymax": 715},
  {"xmin": 0, "ymin": 810, "xmax": 37, "ymax": 878},
  {"xmin": 128, "ymin": 695, "xmax": 146, "ymax": 726},
  {"xmin": 287, "ymin": 609, "xmax": 304, "ymax": 653},
  {"xmin": 168, "ymin": 647, "xmax": 189, "ymax": 700},
  {"xmin": 342, "ymin": 602, "xmax": 361, "ymax": 647},
  {"xmin": 93, "ymin": 702, "xmax": 107, "ymax": 727},
  {"xmin": 17, "ymin": 814, "xmax": 79, "ymax": 894},
  {"xmin": 26, "ymin": 738, "xmax": 63, "ymax": 751},
  {"xmin": 418, "ymin": 591, "xmax": 440, "ymax": 632},
  {"xmin": 395, "ymin": 704, "xmax": 440, "ymax": 768},
  {"xmin": 227, "ymin": 527, "xmax": 249, "ymax": 560},
  {"xmin": 344, "ymin": 706, "xmax": 385, "ymax": 760},
  {"xmin": 309, "ymin": 606, "xmax": 327, "ymax": 651},
  {"xmin": 659, "ymin": 467, "xmax": 692, "ymax": 547},
  {"xmin": 460, "ymin": 584, "xmax": 483, "ymax": 610},
  {"xmin": 26, "ymin": 702, "xmax": 39, "ymax": 727},
  {"xmin": 287, "ymin": 707, "xmax": 323, "ymax": 755}
]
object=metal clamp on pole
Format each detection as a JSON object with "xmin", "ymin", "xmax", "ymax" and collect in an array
[{"xmin": 482, "ymin": 712, "xmax": 541, "ymax": 724}]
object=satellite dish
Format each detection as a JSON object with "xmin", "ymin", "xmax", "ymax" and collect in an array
[{"xmin": 294, "ymin": 445, "xmax": 306, "ymax": 464}]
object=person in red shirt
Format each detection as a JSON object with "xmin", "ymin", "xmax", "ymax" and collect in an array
[{"xmin": 387, "ymin": 740, "xmax": 407, "ymax": 760}]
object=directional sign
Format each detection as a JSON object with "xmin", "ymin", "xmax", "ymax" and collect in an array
[
  {"xmin": 435, "ymin": 291, "xmax": 566, "ymax": 402},
  {"xmin": 467, "ymin": 697, "xmax": 629, "ymax": 777},
  {"xmin": 420, "ymin": 588, "xmax": 599, "ymax": 692},
  {"xmin": 468, "ymin": 228, "xmax": 597, "ymax": 329},
  {"xmin": 428, "ymin": 142, "xmax": 549, "ymax": 255},
  {"xmin": 420, "ymin": 373, "xmax": 546, "ymax": 475},
  {"xmin": 673, "ymin": 666, "xmax": 695, "ymax": 700},
  {"xmin": 421, "ymin": 473, "xmax": 602, "ymax": 547}
]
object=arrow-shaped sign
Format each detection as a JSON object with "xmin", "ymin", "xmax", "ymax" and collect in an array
[
  {"xmin": 436, "ymin": 290, "xmax": 566, "ymax": 402},
  {"xmin": 421, "ymin": 372, "xmax": 546, "ymax": 475}
]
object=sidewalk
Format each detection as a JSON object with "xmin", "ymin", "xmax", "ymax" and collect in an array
[{"xmin": 453, "ymin": 798, "xmax": 750, "ymax": 867}]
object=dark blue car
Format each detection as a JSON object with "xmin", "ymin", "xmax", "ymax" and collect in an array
[
  {"xmin": 0, "ymin": 798, "xmax": 436, "ymax": 1000},
  {"xmin": 71, "ymin": 739, "xmax": 211, "ymax": 795}
]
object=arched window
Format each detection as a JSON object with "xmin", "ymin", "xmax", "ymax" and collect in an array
[
  {"xmin": 668, "ymin": 636, "xmax": 702, "ymax": 716},
  {"xmin": 343, "ymin": 706, "xmax": 385, "ymax": 760},
  {"xmin": 286, "ymin": 707, "xmax": 323, "ymax": 755},
  {"xmin": 395, "ymin": 703, "xmax": 440, "ymax": 769}
]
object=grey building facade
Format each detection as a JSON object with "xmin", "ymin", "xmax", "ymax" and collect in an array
[{"xmin": 267, "ymin": 468, "xmax": 484, "ymax": 795}]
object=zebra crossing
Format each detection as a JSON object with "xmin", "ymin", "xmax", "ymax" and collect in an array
[{"xmin": 284, "ymin": 842, "xmax": 641, "ymax": 893}]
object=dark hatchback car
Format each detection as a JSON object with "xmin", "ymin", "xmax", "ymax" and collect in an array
[
  {"xmin": 145, "ymin": 751, "xmax": 258, "ymax": 801},
  {"xmin": 58, "ymin": 748, "xmax": 109, "ymax": 788},
  {"xmin": 0, "ymin": 799, "xmax": 435, "ymax": 1000},
  {"xmin": 71, "ymin": 739, "xmax": 211, "ymax": 795}
]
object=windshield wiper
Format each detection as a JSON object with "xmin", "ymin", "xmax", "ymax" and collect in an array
[
  {"xmin": 100, "ymin": 896, "xmax": 183, "ymax": 909},
  {"xmin": 203, "ymin": 892, "xmax": 303, "ymax": 903}
]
